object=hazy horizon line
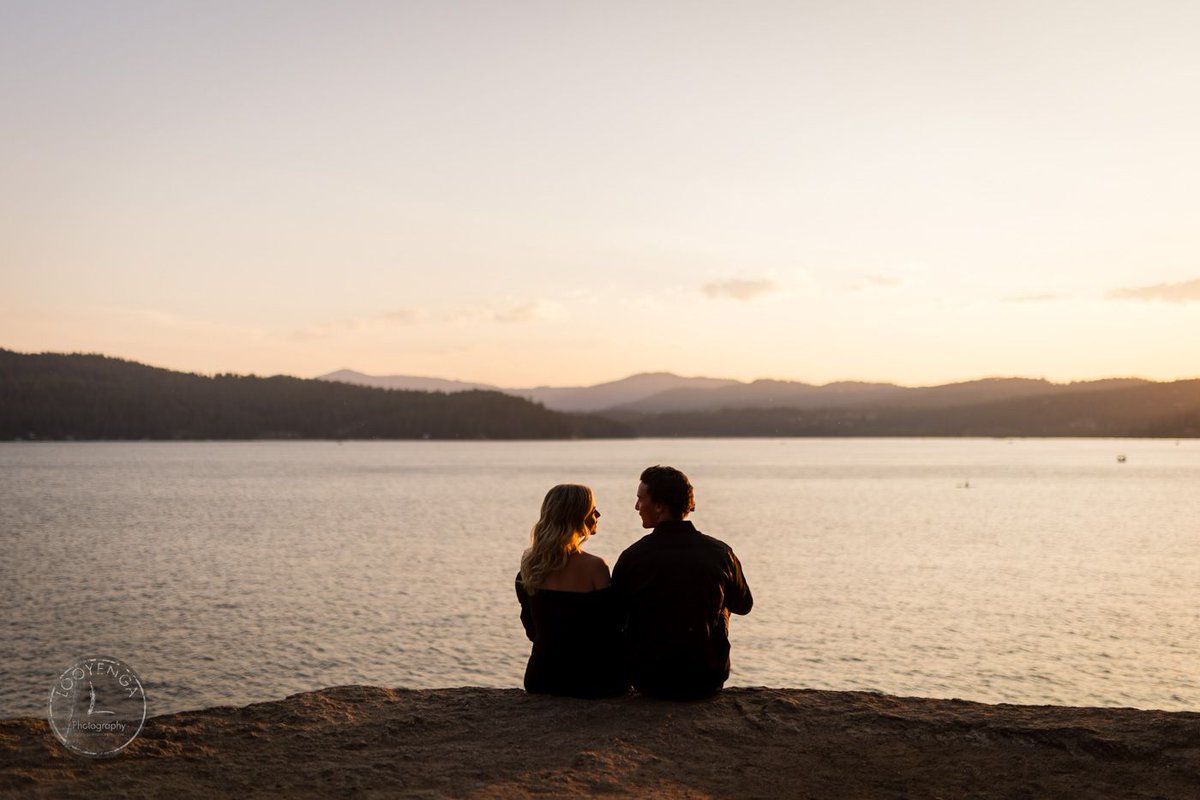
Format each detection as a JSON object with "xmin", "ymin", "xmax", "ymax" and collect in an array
[
  {"xmin": 9, "ymin": 346, "xmax": 1199, "ymax": 392},
  {"xmin": 319, "ymin": 366, "xmax": 1194, "ymax": 391}
]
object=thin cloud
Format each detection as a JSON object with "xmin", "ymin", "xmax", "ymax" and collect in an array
[
  {"xmin": 289, "ymin": 319, "xmax": 362, "ymax": 342},
  {"xmin": 701, "ymin": 279, "xmax": 779, "ymax": 301},
  {"xmin": 848, "ymin": 274, "xmax": 901, "ymax": 291},
  {"xmin": 492, "ymin": 303, "xmax": 539, "ymax": 324},
  {"xmin": 380, "ymin": 309, "xmax": 422, "ymax": 323},
  {"xmin": 1004, "ymin": 293, "xmax": 1059, "ymax": 303},
  {"xmin": 290, "ymin": 308, "xmax": 423, "ymax": 341},
  {"xmin": 125, "ymin": 308, "xmax": 266, "ymax": 338},
  {"xmin": 1108, "ymin": 278, "xmax": 1200, "ymax": 303},
  {"xmin": 297, "ymin": 299, "xmax": 564, "ymax": 337},
  {"xmin": 452, "ymin": 299, "xmax": 565, "ymax": 325}
]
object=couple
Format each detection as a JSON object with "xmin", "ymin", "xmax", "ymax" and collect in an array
[{"xmin": 515, "ymin": 465, "xmax": 753, "ymax": 700}]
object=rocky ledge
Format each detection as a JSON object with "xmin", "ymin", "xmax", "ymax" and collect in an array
[{"xmin": 2, "ymin": 686, "xmax": 1199, "ymax": 798}]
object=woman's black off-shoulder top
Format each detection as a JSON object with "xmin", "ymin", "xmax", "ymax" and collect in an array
[{"xmin": 515, "ymin": 574, "xmax": 628, "ymax": 698}]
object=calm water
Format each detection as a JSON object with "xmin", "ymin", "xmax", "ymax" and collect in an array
[{"xmin": 2, "ymin": 438, "xmax": 1198, "ymax": 718}]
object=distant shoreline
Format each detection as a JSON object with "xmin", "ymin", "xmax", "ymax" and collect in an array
[
  {"xmin": 3, "ymin": 685, "xmax": 1198, "ymax": 798},
  {"xmin": 5, "ymin": 350, "xmax": 1200, "ymax": 440}
]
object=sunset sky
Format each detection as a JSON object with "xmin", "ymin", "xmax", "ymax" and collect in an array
[{"xmin": 4, "ymin": 1, "xmax": 1199, "ymax": 387}]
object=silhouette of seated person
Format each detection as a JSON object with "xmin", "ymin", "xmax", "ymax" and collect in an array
[
  {"xmin": 515, "ymin": 484, "xmax": 628, "ymax": 698},
  {"xmin": 612, "ymin": 465, "xmax": 753, "ymax": 700}
]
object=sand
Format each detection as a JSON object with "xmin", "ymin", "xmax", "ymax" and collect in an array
[{"xmin": 2, "ymin": 685, "xmax": 1199, "ymax": 798}]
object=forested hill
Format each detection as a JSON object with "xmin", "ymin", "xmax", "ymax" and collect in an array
[{"xmin": 0, "ymin": 350, "xmax": 632, "ymax": 440}]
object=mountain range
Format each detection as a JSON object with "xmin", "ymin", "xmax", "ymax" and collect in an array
[
  {"xmin": 4, "ymin": 350, "xmax": 1197, "ymax": 440},
  {"xmin": 317, "ymin": 369, "xmax": 1154, "ymax": 414},
  {"xmin": 318, "ymin": 370, "xmax": 740, "ymax": 412}
]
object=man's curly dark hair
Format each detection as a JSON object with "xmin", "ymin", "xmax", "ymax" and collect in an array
[{"xmin": 639, "ymin": 465, "xmax": 696, "ymax": 519}]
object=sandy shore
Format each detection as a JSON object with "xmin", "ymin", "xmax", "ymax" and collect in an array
[{"xmin": 2, "ymin": 685, "xmax": 1198, "ymax": 798}]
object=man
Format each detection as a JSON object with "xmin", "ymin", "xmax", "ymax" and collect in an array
[{"xmin": 612, "ymin": 465, "xmax": 753, "ymax": 699}]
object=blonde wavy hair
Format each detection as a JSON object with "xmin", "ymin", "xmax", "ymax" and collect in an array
[{"xmin": 519, "ymin": 484, "xmax": 595, "ymax": 593}]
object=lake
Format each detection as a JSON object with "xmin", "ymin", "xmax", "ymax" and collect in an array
[{"xmin": 2, "ymin": 438, "xmax": 1197, "ymax": 717}]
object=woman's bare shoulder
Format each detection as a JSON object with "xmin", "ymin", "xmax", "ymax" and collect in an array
[
  {"xmin": 580, "ymin": 552, "xmax": 612, "ymax": 587},
  {"xmin": 571, "ymin": 550, "xmax": 608, "ymax": 569}
]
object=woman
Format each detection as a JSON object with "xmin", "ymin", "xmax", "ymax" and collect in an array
[{"xmin": 515, "ymin": 484, "xmax": 628, "ymax": 697}]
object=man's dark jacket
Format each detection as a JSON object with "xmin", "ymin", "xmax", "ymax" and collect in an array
[{"xmin": 611, "ymin": 520, "xmax": 753, "ymax": 699}]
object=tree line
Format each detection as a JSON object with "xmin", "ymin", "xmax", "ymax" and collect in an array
[{"xmin": 0, "ymin": 350, "xmax": 631, "ymax": 440}]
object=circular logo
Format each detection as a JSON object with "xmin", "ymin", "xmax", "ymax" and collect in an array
[{"xmin": 47, "ymin": 656, "xmax": 147, "ymax": 757}]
